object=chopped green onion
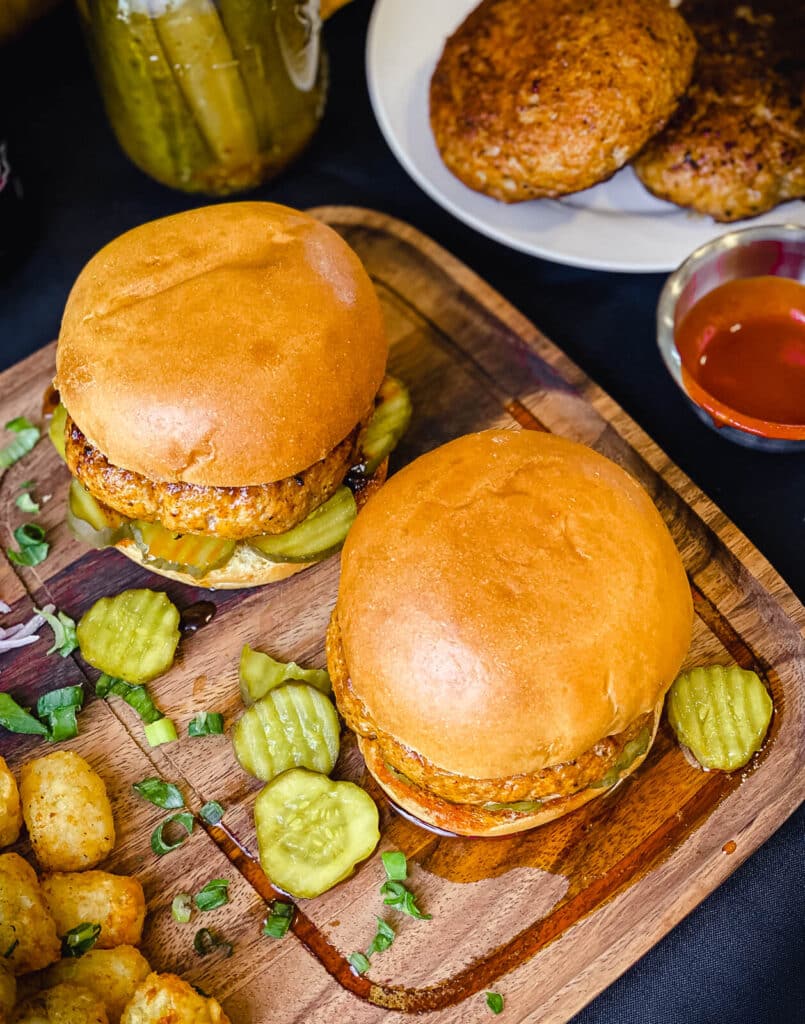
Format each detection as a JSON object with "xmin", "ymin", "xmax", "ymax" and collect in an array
[
  {"xmin": 34, "ymin": 608, "xmax": 78, "ymax": 657},
  {"xmin": 0, "ymin": 693, "xmax": 48, "ymax": 735},
  {"xmin": 132, "ymin": 778, "xmax": 185, "ymax": 810},
  {"xmin": 381, "ymin": 850, "xmax": 408, "ymax": 882},
  {"xmin": 7, "ymin": 523, "xmax": 49, "ymax": 566},
  {"xmin": 188, "ymin": 711, "xmax": 224, "ymax": 737},
  {"xmin": 263, "ymin": 902, "xmax": 293, "ymax": 939},
  {"xmin": 194, "ymin": 878, "xmax": 230, "ymax": 912},
  {"xmin": 144, "ymin": 718, "xmax": 178, "ymax": 747},
  {"xmin": 193, "ymin": 928, "xmax": 233, "ymax": 958},
  {"xmin": 62, "ymin": 922, "xmax": 101, "ymax": 958},
  {"xmin": 15, "ymin": 492, "xmax": 40, "ymax": 514},
  {"xmin": 96, "ymin": 675, "xmax": 163, "ymax": 724},
  {"xmin": 380, "ymin": 880, "xmax": 432, "ymax": 920},
  {"xmin": 36, "ymin": 685, "xmax": 83, "ymax": 716},
  {"xmin": 0, "ymin": 416, "xmax": 40, "ymax": 469},
  {"xmin": 485, "ymin": 992, "xmax": 504, "ymax": 1014},
  {"xmin": 347, "ymin": 951, "xmax": 371, "ymax": 975},
  {"xmin": 172, "ymin": 893, "xmax": 193, "ymax": 924},
  {"xmin": 20, "ymin": 479, "xmax": 35, "ymax": 489},
  {"xmin": 366, "ymin": 917, "xmax": 395, "ymax": 957},
  {"xmin": 199, "ymin": 800, "xmax": 224, "ymax": 825},
  {"xmin": 45, "ymin": 705, "xmax": 80, "ymax": 743},
  {"xmin": 151, "ymin": 811, "xmax": 194, "ymax": 856},
  {"xmin": 3, "ymin": 939, "xmax": 19, "ymax": 958}
]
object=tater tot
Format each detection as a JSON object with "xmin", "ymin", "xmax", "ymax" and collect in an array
[
  {"xmin": 0, "ymin": 962, "xmax": 15, "ymax": 1024},
  {"xmin": 20, "ymin": 753, "xmax": 115, "ymax": 872},
  {"xmin": 12, "ymin": 982, "xmax": 108, "ymax": 1024},
  {"xmin": 0, "ymin": 757, "xmax": 21, "ymax": 849},
  {"xmin": 120, "ymin": 974, "xmax": 230, "ymax": 1024},
  {"xmin": 40, "ymin": 873, "xmax": 145, "ymax": 950},
  {"xmin": 42, "ymin": 948, "xmax": 150, "ymax": 1024},
  {"xmin": 0, "ymin": 853, "xmax": 60, "ymax": 976}
]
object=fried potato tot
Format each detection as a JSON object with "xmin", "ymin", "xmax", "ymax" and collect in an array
[
  {"xmin": 11, "ymin": 982, "xmax": 107, "ymax": 1024},
  {"xmin": 0, "ymin": 853, "xmax": 60, "ymax": 976},
  {"xmin": 0, "ymin": 758, "xmax": 21, "ymax": 849},
  {"xmin": 20, "ymin": 753, "xmax": 115, "ymax": 871},
  {"xmin": 120, "ymin": 973, "xmax": 231, "ymax": 1024},
  {"xmin": 42, "ymin": 949, "xmax": 150, "ymax": 1024},
  {"xmin": 0, "ymin": 962, "xmax": 15, "ymax": 1024},
  {"xmin": 40, "ymin": 873, "xmax": 145, "ymax": 949}
]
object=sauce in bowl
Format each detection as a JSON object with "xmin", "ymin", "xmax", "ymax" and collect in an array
[{"xmin": 675, "ymin": 276, "xmax": 805, "ymax": 437}]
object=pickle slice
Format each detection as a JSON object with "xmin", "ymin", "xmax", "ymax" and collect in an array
[
  {"xmin": 239, "ymin": 644, "xmax": 331, "ymax": 704},
  {"xmin": 254, "ymin": 768, "xmax": 380, "ymax": 898},
  {"xmin": 77, "ymin": 589, "xmax": 181, "ymax": 684},
  {"xmin": 232, "ymin": 683, "xmax": 340, "ymax": 781},
  {"xmin": 67, "ymin": 479, "xmax": 131, "ymax": 549},
  {"xmin": 275, "ymin": 0, "xmax": 321, "ymax": 92},
  {"xmin": 249, "ymin": 486, "xmax": 356, "ymax": 564},
  {"xmin": 48, "ymin": 403, "xmax": 68, "ymax": 461},
  {"xmin": 132, "ymin": 520, "xmax": 235, "ymax": 579},
  {"xmin": 588, "ymin": 727, "xmax": 652, "ymax": 790},
  {"xmin": 667, "ymin": 665, "xmax": 773, "ymax": 771},
  {"xmin": 361, "ymin": 376, "xmax": 412, "ymax": 474}
]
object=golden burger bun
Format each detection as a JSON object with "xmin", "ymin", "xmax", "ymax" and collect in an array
[{"xmin": 329, "ymin": 430, "xmax": 693, "ymax": 836}]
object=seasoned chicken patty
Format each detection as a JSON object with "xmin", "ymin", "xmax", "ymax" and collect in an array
[
  {"xmin": 633, "ymin": 1, "xmax": 805, "ymax": 221},
  {"xmin": 429, "ymin": 0, "xmax": 696, "ymax": 201},
  {"xmin": 64, "ymin": 411, "xmax": 370, "ymax": 540},
  {"xmin": 328, "ymin": 611, "xmax": 655, "ymax": 806}
]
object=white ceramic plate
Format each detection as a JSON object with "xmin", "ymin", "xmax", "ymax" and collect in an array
[{"xmin": 365, "ymin": 0, "xmax": 805, "ymax": 273}]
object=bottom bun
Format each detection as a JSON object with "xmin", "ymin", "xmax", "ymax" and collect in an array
[
  {"xmin": 113, "ymin": 458, "xmax": 389, "ymax": 590},
  {"xmin": 359, "ymin": 700, "xmax": 663, "ymax": 837}
]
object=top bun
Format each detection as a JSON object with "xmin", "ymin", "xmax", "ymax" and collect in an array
[
  {"xmin": 336, "ymin": 430, "xmax": 692, "ymax": 779},
  {"xmin": 56, "ymin": 203, "xmax": 388, "ymax": 486}
]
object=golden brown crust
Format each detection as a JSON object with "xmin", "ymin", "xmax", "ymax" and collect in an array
[
  {"xmin": 56, "ymin": 202, "xmax": 388, "ymax": 486},
  {"xmin": 64, "ymin": 411, "xmax": 369, "ymax": 539},
  {"xmin": 634, "ymin": 1, "xmax": 805, "ymax": 221},
  {"xmin": 430, "ymin": 0, "xmax": 696, "ymax": 201},
  {"xmin": 334, "ymin": 430, "xmax": 693, "ymax": 778}
]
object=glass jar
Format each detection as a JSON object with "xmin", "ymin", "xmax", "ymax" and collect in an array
[{"xmin": 76, "ymin": 0, "xmax": 327, "ymax": 195}]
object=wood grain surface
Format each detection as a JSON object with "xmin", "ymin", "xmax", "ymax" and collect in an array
[{"xmin": 0, "ymin": 207, "xmax": 802, "ymax": 1024}]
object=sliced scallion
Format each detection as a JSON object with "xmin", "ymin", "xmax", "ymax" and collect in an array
[
  {"xmin": 485, "ymin": 992, "xmax": 504, "ymax": 1014},
  {"xmin": 15, "ymin": 491, "xmax": 40, "ymax": 514},
  {"xmin": 7, "ymin": 522, "xmax": 49, "ymax": 566},
  {"xmin": 172, "ymin": 893, "xmax": 193, "ymax": 924},
  {"xmin": 45, "ymin": 705, "xmax": 80, "ymax": 742},
  {"xmin": 0, "ymin": 692, "xmax": 48, "ymax": 735},
  {"xmin": 381, "ymin": 850, "xmax": 407, "ymax": 882},
  {"xmin": 199, "ymin": 800, "xmax": 224, "ymax": 825},
  {"xmin": 0, "ymin": 416, "xmax": 40, "ymax": 469},
  {"xmin": 96, "ymin": 675, "xmax": 163, "ymax": 724},
  {"xmin": 193, "ymin": 927, "xmax": 233, "ymax": 958},
  {"xmin": 144, "ymin": 718, "xmax": 178, "ymax": 747},
  {"xmin": 262, "ymin": 901, "xmax": 293, "ymax": 939},
  {"xmin": 151, "ymin": 811, "xmax": 194, "ymax": 856},
  {"xmin": 366, "ymin": 917, "xmax": 395, "ymax": 957},
  {"xmin": 37, "ymin": 685, "xmax": 83, "ymax": 717},
  {"xmin": 380, "ymin": 880, "xmax": 431, "ymax": 920},
  {"xmin": 188, "ymin": 711, "xmax": 224, "ymax": 737},
  {"xmin": 62, "ymin": 922, "xmax": 101, "ymax": 958},
  {"xmin": 132, "ymin": 778, "xmax": 184, "ymax": 810},
  {"xmin": 348, "ymin": 951, "xmax": 371, "ymax": 975},
  {"xmin": 194, "ymin": 878, "xmax": 230, "ymax": 912},
  {"xmin": 34, "ymin": 607, "xmax": 78, "ymax": 657}
]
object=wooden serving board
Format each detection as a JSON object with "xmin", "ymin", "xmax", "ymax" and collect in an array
[{"xmin": 1, "ymin": 207, "xmax": 803, "ymax": 1024}]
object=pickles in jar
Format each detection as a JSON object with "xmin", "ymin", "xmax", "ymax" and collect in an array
[
  {"xmin": 254, "ymin": 769, "xmax": 379, "ymax": 898},
  {"xmin": 77, "ymin": 589, "xmax": 180, "ymax": 684},
  {"xmin": 249, "ymin": 486, "xmax": 356, "ymax": 564},
  {"xmin": 233, "ymin": 683, "xmax": 340, "ymax": 781},
  {"xmin": 667, "ymin": 665, "xmax": 773, "ymax": 771}
]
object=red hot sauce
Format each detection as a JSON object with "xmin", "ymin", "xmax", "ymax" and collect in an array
[{"xmin": 675, "ymin": 276, "xmax": 805, "ymax": 437}]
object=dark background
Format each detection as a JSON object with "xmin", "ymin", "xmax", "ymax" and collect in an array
[{"xmin": 1, "ymin": 2, "xmax": 803, "ymax": 1021}]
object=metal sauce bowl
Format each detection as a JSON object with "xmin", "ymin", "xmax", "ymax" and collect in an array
[{"xmin": 657, "ymin": 224, "xmax": 805, "ymax": 453}]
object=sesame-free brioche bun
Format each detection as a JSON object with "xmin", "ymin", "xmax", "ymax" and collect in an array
[
  {"xmin": 56, "ymin": 202, "xmax": 388, "ymax": 487},
  {"xmin": 330, "ymin": 430, "xmax": 693, "ymax": 835}
]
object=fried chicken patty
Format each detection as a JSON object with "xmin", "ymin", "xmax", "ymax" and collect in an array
[
  {"xmin": 328, "ymin": 612, "xmax": 655, "ymax": 806},
  {"xmin": 633, "ymin": 1, "xmax": 805, "ymax": 221},
  {"xmin": 429, "ymin": 0, "xmax": 696, "ymax": 201},
  {"xmin": 64, "ymin": 411, "xmax": 370, "ymax": 540}
]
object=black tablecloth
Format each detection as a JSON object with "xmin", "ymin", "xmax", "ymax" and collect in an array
[{"xmin": 1, "ymin": 3, "xmax": 802, "ymax": 1021}]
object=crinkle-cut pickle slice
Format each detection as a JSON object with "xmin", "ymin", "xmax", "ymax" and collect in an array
[
  {"xmin": 667, "ymin": 665, "xmax": 773, "ymax": 772},
  {"xmin": 48, "ymin": 402, "xmax": 68, "ymax": 460},
  {"xmin": 232, "ymin": 682, "xmax": 340, "ymax": 781},
  {"xmin": 67, "ymin": 479, "xmax": 131, "ymax": 549},
  {"xmin": 239, "ymin": 643, "xmax": 331, "ymax": 704},
  {"xmin": 249, "ymin": 486, "xmax": 356, "ymax": 564},
  {"xmin": 361, "ymin": 376, "xmax": 412, "ymax": 474},
  {"xmin": 132, "ymin": 520, "xmax": 236, "ymax": 579},
  {"xmin": 255, "ymin": 769, "xmax": 380, "ymax": 899},
  {"xmin": 77, "ymin": 589, "xmax": 181, "ymax": 684}
]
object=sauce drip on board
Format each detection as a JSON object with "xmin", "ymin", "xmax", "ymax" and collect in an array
[
  {"xmin": 179, "ymin": 601, "xmax": 217, "ymax": 636},
  {"xmin": 675, "ymin": 276, "xmax": 805, "ymax": 430}
]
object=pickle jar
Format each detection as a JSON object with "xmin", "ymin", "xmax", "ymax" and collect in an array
[{"xmin": 76, "ymin": 0, "xmax": 327, "ymax": 195}]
